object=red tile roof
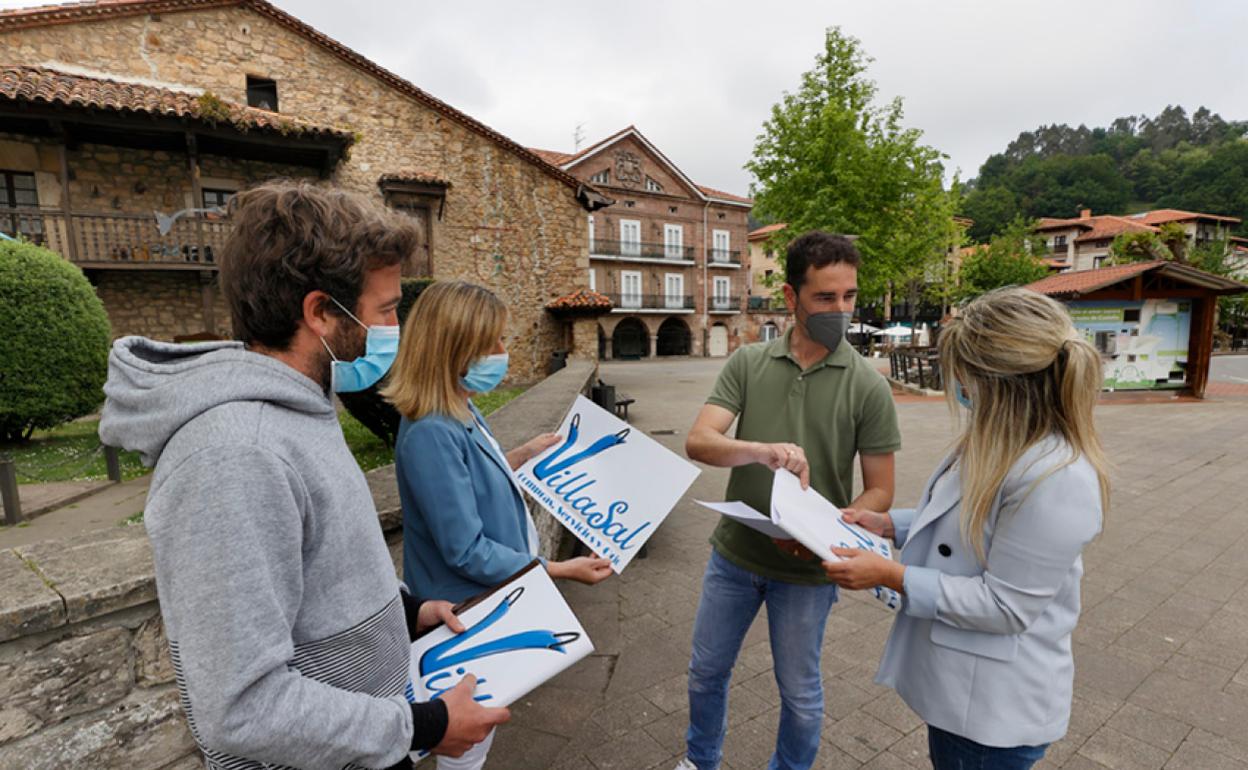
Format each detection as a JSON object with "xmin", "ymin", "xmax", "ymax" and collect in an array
[
  {"xmin": 0, "ymin": 64, "xmax": 352, "ymax": 140},
  {"xmin": 748, "ymin": 222, "xmax": 787, "ymax": 241},
  {"xmin": 545, "ymin": 289, "xmax": 613, "ymax": 315},
  {"xmin": 1073, "ymin": 216, "xmax": 1158, "ymax": 243},
  {"xmin": 698, "ymin": 185, "xmax": 753, "ymax": 205},
  {"xmin": 1035, "ymin": 217, "xmax": 1094, "ymax": 230},
  {"xmin": 377, "ymin": 170, "xmax": 451, "ymax": 188},
  {"xmin": 1026, "ymin": 260, "xmax": 1248, "ymax": 298},
  {"xmin": 528, "ymin": 148, "xmax": 575, "ymax": 166},
  {"xmin": 1130, "ymin": 208, "xmax": 1241, "ymax": 225},
  {"xmin": 0, "ymin": 0, "xmax": 587, "ymax": 194}
]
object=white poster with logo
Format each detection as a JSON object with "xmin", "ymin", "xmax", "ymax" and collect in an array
[
  {"xmin": 515, "ymin": 394, "xmax": 700, "ymax": 572},
  {"xmin": 406, "ymin": 562, "xmax": 593, "ymax": 761}
]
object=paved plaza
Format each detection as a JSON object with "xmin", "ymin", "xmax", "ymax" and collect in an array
[{"xmin": 489, "ymin": 357, "xmax": 1248, "ymax": 770}]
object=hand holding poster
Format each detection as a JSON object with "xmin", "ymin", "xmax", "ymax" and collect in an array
[
  {"xmin": 515, "ymin": 395, "xmax": 700, "ymax": 572},
  {"xmin": 406, "ymin": 561, "xmax": 594, "ymax": 761}
]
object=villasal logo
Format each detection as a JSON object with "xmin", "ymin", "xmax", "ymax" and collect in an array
[
  {"xmin": 515, "ymin": 395, "xmax": 700, "ymax": 572},
  {"xmin": 406, "ymin": 563, "xmax": 594, "ymax": 763}
]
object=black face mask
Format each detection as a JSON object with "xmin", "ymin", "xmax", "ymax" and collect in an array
[{"xmin": 797, "ymin": 302, "xmax": 851, "ymax": 353}]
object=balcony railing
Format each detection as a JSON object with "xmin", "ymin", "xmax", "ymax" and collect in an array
[
  {"xmin": 707, "ymin": 249, "xmax": 742, "ymax": 266},
  {"xmin": 0, "ymin": 207, "xmax": 232, "ymax": 267},
  {"xmin": 602, "ymin": 292, "xmax": 695, "ymax": 311},
  {"xmin": 590, "ymin": 238, "xmax": 695, "ymax": 261},
  {"xmin": 747, "ymin": 295, "xmax": 786, "ymax": 312},
  {"xmin": 710, "ymin": 295, "xmax": 742, "ymax": 311}
]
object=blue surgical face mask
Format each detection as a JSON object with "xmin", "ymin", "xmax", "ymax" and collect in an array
[
  {"xmin": 319, "ymin": 297, "xmax": 399, "ymax": 393},
  {"xmin": 462, "ymin": 353, "xmax": 509, "ymax": 393},
  {"xmin": 953, "ymin": 380, "xmax": 973, "ymax": 410}
]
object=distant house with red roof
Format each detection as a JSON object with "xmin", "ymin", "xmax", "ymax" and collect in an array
[
  {"xmin": 530, "ymin": 126, "xmax": 753, "ymax": 359},
  {"xmin": 1035, "ymin": 208, "xmax": 1241, "ymax": 273}
]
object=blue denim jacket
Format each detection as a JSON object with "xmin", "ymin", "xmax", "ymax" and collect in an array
[{"xmin": 396, "ymin": 403, "xmax": 532, "ymax": 603}]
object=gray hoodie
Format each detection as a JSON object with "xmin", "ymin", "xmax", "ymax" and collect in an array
[{"xmin": 100, "ymin": 337, "xmax": 412, "ymax": 770}]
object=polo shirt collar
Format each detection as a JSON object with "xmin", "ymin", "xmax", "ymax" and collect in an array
[{"xmin": 768, "ymin": 326, "xmax": 854, "ymax": 370}]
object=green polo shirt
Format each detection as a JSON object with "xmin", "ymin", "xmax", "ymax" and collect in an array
[{"xmin": 706, "ymin": 329, "xmax": 901, "ymax": 584}]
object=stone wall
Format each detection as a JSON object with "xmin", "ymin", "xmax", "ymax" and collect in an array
[
  {"xmin": 2, "ymin": 3, "xmax": 592, "ymax": 383},
  {"xmin": 91, "ymin": 271, "xmax": 231, "ymax": 340},
  {"xmin": 0, "ymin": 360, "xmax": 595, "ymax": 769}
]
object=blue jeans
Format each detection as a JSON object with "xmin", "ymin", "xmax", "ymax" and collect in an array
[
  {"xmin": 928, "ymin": 725, "xmax": 1048, "ymax": 770},
  {"xmin": 685, "ymin": 550, "xmax": 839, "ymax": 770}
]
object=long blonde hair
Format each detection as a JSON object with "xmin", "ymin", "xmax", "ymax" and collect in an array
[
  {"xmin": 939, "ymin": 287, "xmax": 1110, "ymax": 562},
  {"xmin": 381, "ymin": 281, "xmax": 506, "ymax": 422}
]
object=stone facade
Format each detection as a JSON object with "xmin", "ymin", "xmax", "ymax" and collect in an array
[
  {"xmin": 1, "ymin": 0, "xmax": 594, "ymax": 383},
  {"xmin": 537, "ymin": 128, "xmax": 752, "ymax": 358}
]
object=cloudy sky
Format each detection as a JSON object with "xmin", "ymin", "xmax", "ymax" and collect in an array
[{"xmin": 6, "ymin": 0, "xmax": 1248, "ymax": 196}]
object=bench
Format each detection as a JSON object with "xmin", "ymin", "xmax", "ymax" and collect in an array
[{"xmin": 614, "ymin": 396, "xmax": 636, "ymax": 422}]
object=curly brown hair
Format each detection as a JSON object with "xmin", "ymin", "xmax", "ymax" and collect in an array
[{"xmin": 218, "ymin": 180, "xmax": 419, "ymax": 349}]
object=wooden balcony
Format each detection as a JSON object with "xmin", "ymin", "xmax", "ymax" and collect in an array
[{"xmin": 1, "ymin": 207, "xmax": 231, "ymax": 269}]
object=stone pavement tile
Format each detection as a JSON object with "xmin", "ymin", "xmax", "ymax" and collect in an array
[
  {"xmin": 834, "ymin": 662, "xmax": 891, "ymax": 697},
  {"xmin": 585, "ymin": 727, "xmax": 670, "ymax": 770},
  {"xmin": 576, "ymin": 602, "xmax": 622, "ymax": 656},
  {"xmin": 620, "ymin": 612, "xmax": 669, "ymax": 643},
  {"xmin": 547, "ymin": 654, "xmax": 615, "ymax": 693},
  {"xmin": 549, "ymin": 754, "xmax": 597, "ymax": 770},
  {"xmin": 1068, "ymin": 693, "xmax": 1124, "ymax": 739},
  {"xmin": 811, "ymin": 744, "xmax": 864, "ymax": 770},
  {"xmin": 1177, "ymin": 570, "xmax": 1248, "ymax": 605},
  {"xmin": 642, "ymin": 707, "xmax": 689, "ymax": 756},
  {"xmin": 726, "ymin": 683, "xmax": 773, "ymax": 727},
  {"xmin": 823, "ymin": 679, "xmax": 876, "ymax": 721},
  {"xmin": 819, "ymin": 651, "xmax": 858, "ymax": 680},
  {"xmin": 721, "ymin": 708, "xmax": 780, "ymax": 768},
  {"xmin": 1183, "ymin": 728, "xmax": 1248, "ymax": 764},
  {"xmin": 885, "ymin": 725, "xmax": 929, "ymax": 768},
  {"xmin": 1111, "ymin": 580, "xmax": 1175, "ymax": 611},
  {"xmin": 862, "ymin": 691, "xmax": 923, "ymax": 735},
  {"xmin": 858, "ymin": 751, "xmax": 917, "ymax": 769},
  {"xmin": 826, "ymin": 710, "xmax": 904, "ymax": 764},
  {"xmin": 1159, "ymin": 652, "xmax": 1235, "ymax": 689},
  {"xmin": 641, "ymin": 673, "xmax": 688, "ymax": 714},
  {"xmin": 1163, "ymin": 740, "xmax": 1248, "ymax": 770},
  {"xmin": 1062, "ymin": 752, "xmax": 1113, "ymax": 769},
  {"xmin": 738, "ymin": 638, "xmax": 777, "ymax": 677},
  {"xmin": 1175, "ymin": 634, "xmax": 1248, "ymax": 671},
  {"xmin": 603, "ymin": 632, "xmax": 691, "ymax": 698},
  {"xmin": 1074, "ymin": 622, "xmax": 1124, "ymax": 650},
  {"xmin": 1110, "ymin": 627, "xmax": 1183, "ymax": 661},
  {"xmin": 488, "ymin": 723, "xmax": 569, "ymax": 769},
  {"xmin": 823, "ymin": 613, "xmax": 867, "ymax": 642},
  {"xmin": 590, "ymin": 690, "xmax": 666, "ymax": 738},
  {"xmin": 1041, "ymin": 729, "xmax": 1090, "ymax": 768},
  {"xmin": 740, "ymin": 669, "xmax": 781, "ymax": 708},
  {"xmin": 1081, "ymin": 596, "xmax": 1156, "ymax": 638},
  {"xmin": 1128, "ymin": 671, "xmax": 1248, "ymax": 745},
  {"xmin": 1078, "ymin": 726, "xmax": 1171, "ymax": 769},
  {"xmin": 510, "ymin": 685, "xmax": 605, "ymax": 739},
  {"xmin": 1073, "ymin": 645, "xmax": 1157, "ymax": 701},
  {"xmin": 1104, "ymin": 703, "xmax": 1192, "ymax": 753}
]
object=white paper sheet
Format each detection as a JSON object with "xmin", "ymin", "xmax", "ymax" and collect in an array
[
  {"xmin": 695, "ymin": 499, "xmax": 790, "ymax": 539},
  {"xmin": 515, "ymin": 394, "xmax": 700, "ymax": 572},
  {"xmin": 769, "ymin": 469, "xmax": 901, "ymax": 611}
]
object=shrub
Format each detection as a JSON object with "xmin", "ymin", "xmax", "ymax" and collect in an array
[
  {"xmin": 337, "ymin": 277, "xmax": 434, "ymax": 447},
  {"xmin": 0, "ymin": 239, "xmax": 111, "ymax": 444}
]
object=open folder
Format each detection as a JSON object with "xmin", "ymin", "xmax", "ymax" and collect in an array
[
  {"xmin": 406, "ymin": 561, "xmax": 594, "ymax": 761},
  {"xmin": 697, "ymin": 470, "xmax": 901, "ymax": 611}
]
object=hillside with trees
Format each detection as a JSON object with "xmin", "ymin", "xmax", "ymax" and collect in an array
[{"xmin": 961, "ymin": 106, "xmax": 1248, "ymax": 241}]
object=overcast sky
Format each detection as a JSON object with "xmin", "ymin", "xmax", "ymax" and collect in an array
[{"xmin": 7, "ymin": 0, "xmax": 1248, "ymax": 196}]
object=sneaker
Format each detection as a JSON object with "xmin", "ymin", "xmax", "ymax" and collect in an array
[{"xmin": 673, "ymin": 760, "xmax": 698, "ymax": 770}]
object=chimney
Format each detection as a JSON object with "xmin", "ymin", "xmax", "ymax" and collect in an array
[{"xmin": 1079, "ymin": 208, "xmax": 1091, "ymax": 219}]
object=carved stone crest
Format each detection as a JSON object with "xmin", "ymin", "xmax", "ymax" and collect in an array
[{"xmin": 613, "ymin": 150, "xmax": 643, "ymax": 188}]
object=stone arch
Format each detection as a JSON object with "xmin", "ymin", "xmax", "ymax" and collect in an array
[
  {"xmin": 656, "ymin": 316, "xmax": 692, "ymax": 356},
  {"xmin": 611, "ymin": 317, "xmax": 649, "ymax": 359}
]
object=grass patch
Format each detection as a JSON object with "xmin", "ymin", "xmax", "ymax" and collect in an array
[
  {"xmin": 120, "ymin": 511, "xmax": 145, "ymax": 527},
  {"xmin": 0, "ymin": 420, "xmax": 147, "ymax": 484}
]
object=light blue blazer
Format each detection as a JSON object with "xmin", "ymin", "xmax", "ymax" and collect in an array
[
  {"xmin": 877, "ymin": 435, "xmax": 1103, "ymax": 748},
  {"xmin": 396, "ymin": 403, "xmax": 533, "ymax": 604}
]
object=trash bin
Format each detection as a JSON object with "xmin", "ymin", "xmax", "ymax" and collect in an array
[
  {"xmin": 591, "ymin": 382, "xmax": 616, "ymax": 412},
  {"xmin": 548, "ymin": 350, "xmax": 568, "ymax": 375}
]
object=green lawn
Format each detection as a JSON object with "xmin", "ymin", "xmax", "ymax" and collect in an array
[{"xmin": 4, "ymin": 386, "xmax": 528, "ymax": 484}]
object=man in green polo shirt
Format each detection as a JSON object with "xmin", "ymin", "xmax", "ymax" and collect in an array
[{"xmin": 675, "ymin": 232, "xmax": 900, "ymax": 770}]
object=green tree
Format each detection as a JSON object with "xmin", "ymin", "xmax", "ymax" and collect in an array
[
  {"xmin": 746, "ymin": 27, "xmax": 953, "ymax": 302},
  {"xmin": 955, "ymin": 218, "xmax": 1050, "ymax": 301},
  {"xmin": 0, "ymin": 239, "xmax": 111, "ymax": 444}
]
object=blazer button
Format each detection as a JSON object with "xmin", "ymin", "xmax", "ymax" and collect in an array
[{"xmin": 938, "ymin": 544, "xmax": 952, "ymax": 557}]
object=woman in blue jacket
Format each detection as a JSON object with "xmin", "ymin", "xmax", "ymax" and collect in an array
[
  {"xmin": 821, "ymin": 287, "xmax": 1110, "ymax": 770},
  {"xmin": 382, "ymin": 280, "xmax": 611, "ymax": 769}
]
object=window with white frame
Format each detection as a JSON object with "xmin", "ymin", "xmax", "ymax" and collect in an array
[
  {"xmin": 588, "ymin": 215, "xmax": 595, "ymax": 252},
  {"xmin": 589, "ymin": 169, "xmax": 609, "ymax": 185},
  {"xmin": 646, "ymin": 176, "xmax": 663, "ymax": 193},
  {"xmin": 664, "ymin": 224, "xmax": 684, "ymax": 260},
  {"xmin": 620, "ymin": 270, "xmax": 642, "ymax": 308},
  {"xmin": 620, "ymin": 219, "xmax": 641, "ymax": 257},
  {"xmin": 664, "ymin": 273, "xmax": 684, "ymax": 309},
  {"xmin": 712, "ymin": 229, "xmax": 731, "ymax": 262},
  {"xmin": 588, "ymin": 268, "xmax": 596, "ymax": 292},
  {"xmin": 761, "ymin": 322, "xmax": 779, "ymax": 341},
  {"xmin": 713, "ymin": 276, "xmax": 731, "ymax": 309}
]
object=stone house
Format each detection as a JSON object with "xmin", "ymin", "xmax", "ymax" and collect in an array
[
  {"xmin": 744, "ymin": 221, "xmax": 789, "ymax": 344},
  {"xmin": 1035, "ymin": 208, "xmax": 1241, "ymax": 273},
  {"xmin": 0, "ymin": 0, "xmax": 608, "ymax": 383},
  {"xmin": 530, "ymin": 126, "xmax": 752, "ymax": 358}
]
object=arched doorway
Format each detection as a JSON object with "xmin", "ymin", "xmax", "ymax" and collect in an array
[
  {"xmin": 709, "ymin": 323, "xmax": 729, "ymax": 357},
  {"xmin": 611, "ymin": 318, "xmax": 649, "ymax": 359},
  {"xmin": 656, "ymin": 317, "xmax": 692, "ymax": 356},
  {"xmin": 597, "ymin": 323, "xmax": 607, "ymax": 359},
  {"xmin": 760, "ymin": 322, "xmax": 780, "ymax": 342}
]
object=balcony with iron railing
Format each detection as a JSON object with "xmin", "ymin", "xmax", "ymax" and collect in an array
[
  {"xmin": 590, "ymin": 239, "xmax": 695, "ymax": 263},
  {"xmin": 602, "ymin": 292, "xmax": 696, "ymax": 312},
  {"xmin": 0, "ymin": 207, "xmax": 232, "ymax": 268},
  {"xmin": 707, "ymin": 248, "xmax": 742, "ymax": 267},
  {"xmin": 747, "ymin": 295, "xmax": 787, "ymax": 312},
  {"xmin": 710, "ymin": 295, "xmax": 742, "ymax": 312}
]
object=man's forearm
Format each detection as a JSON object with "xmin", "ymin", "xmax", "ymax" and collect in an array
[
  {"xmin": 850, "ymin": 486, "xmax": 893, "ymax": 513},
  {"xmin": 687, "ymin": 428, "xmax": 762, "ymax": 468}
]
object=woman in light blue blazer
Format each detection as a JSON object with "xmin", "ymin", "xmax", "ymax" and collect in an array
[
  {"xmin": 822, "ymin": 287, "xmax": 1110, "ymax": 770},
  {"xmin": 382, "ymin": 281, "xmax": 612, "ymax": 770}
]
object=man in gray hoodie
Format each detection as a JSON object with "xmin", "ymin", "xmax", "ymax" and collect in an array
[{"xmin": 100, "ymin": 181, "xmax": 507, "ymax": 770}]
